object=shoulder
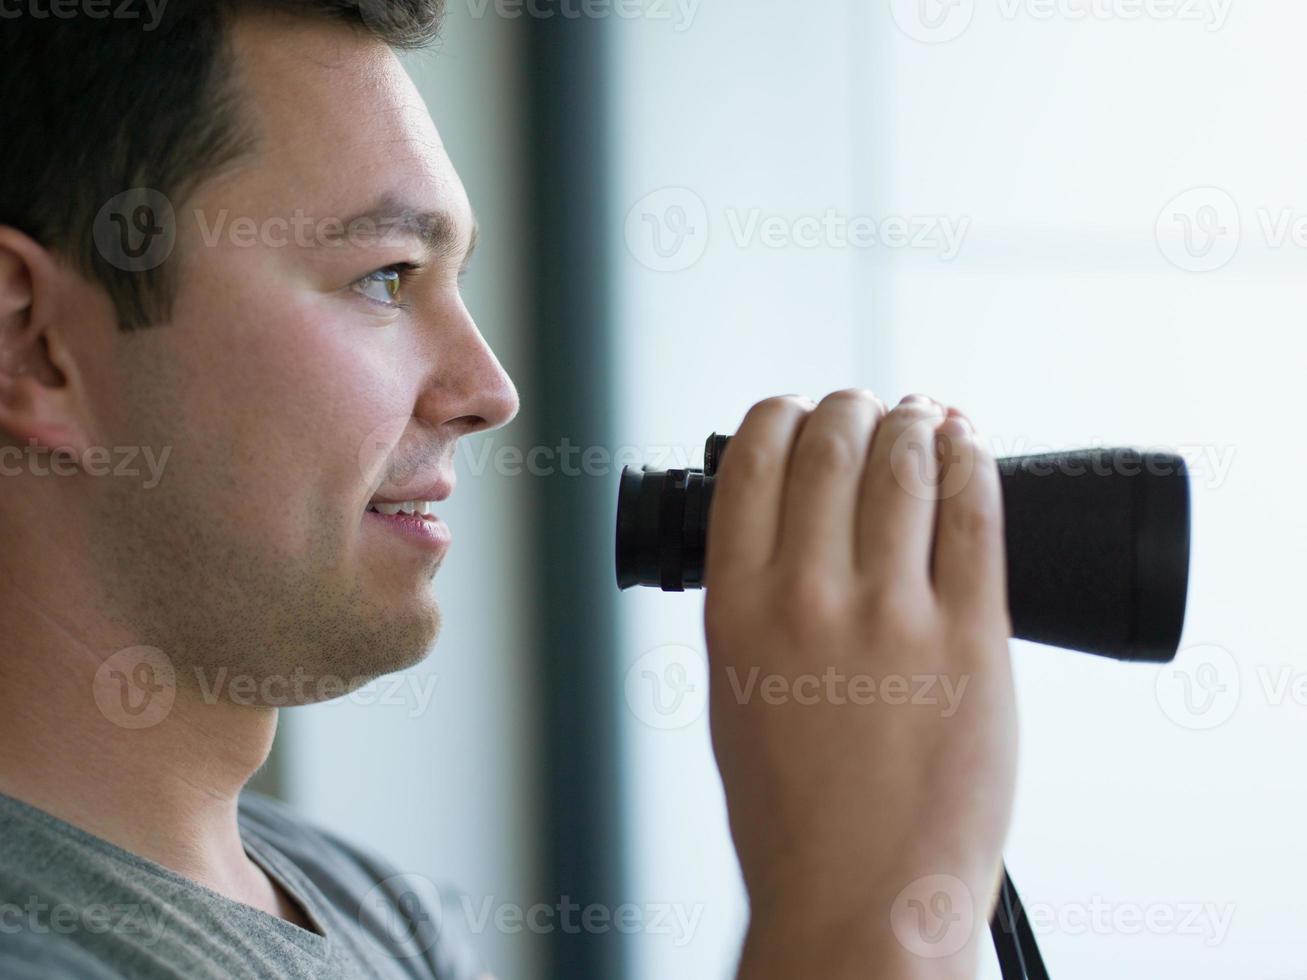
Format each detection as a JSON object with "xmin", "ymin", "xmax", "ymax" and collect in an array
[{"xmin": 237, "ymin": 791, "xmax": 488, "ymax": 980}]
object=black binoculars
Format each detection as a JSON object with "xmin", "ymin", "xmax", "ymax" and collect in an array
[{"xmin": 617, "ymin": 433, "xmax": 1190, "ymax": 662}]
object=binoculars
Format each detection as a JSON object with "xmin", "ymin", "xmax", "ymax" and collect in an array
[{"xmin": 617, "ymin": 433, "xmax": 1191, "ymax": 662}]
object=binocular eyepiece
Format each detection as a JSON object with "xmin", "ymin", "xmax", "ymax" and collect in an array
[{"xmin": 617, "ymin": 434, "xmax": 1191, "ymax": 662}]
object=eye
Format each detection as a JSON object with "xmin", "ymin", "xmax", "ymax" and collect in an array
[{"xmin": 352, "ymin": 263, "xmax": 420, "ymax": 307}]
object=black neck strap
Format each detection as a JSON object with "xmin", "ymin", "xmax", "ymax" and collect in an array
[{"xmin": 989, "ymin": 863, "xmax": 1050, "ymax": 980}]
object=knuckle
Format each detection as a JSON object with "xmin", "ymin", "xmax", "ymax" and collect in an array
[
  {"xmin": 881, "ymin": 418, "xmax": 943, "ymax": 479},
  {"xmin": 856, "ymin": 583, "xmax": 926, "ymax": 642},
  {"xmin": 794, "ymin": 429, "xmax": 860, "ymax": 474},
  {"xmin": 753, "ymin": 394, "xmax": 813, "ymax": 418},
  {"xmin": 890, "ymin": 416, "xmax": 940, "ymax": 457},
  {"xmin": 821, "ymin": 388, "xmax": 882, "ymax": 411},
  {"xmin": 855, "ymin": 581, "xmax": 902, "ymax": 624},
  {"xmin": 775, "ymin": 572, "xmax": 848, "ymax": 628}
]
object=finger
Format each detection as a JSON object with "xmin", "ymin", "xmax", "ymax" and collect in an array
[
  {"xmin": 857, "ymin": 395, "xmax": 947, "ymax": 583},
  {"xmin": 704, "ymin": 395, "xmax": 814, "ymax": 584},
  {"xmin": 932, "ymin": 413, "xmax": 1008, "ymax": 619},
  {"xmin": 775, "ymin": 389, "xmax": 885, "ymax": 570}
]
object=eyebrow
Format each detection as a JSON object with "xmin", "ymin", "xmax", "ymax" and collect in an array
[{"xmin": 317, "ymin": 193, "xmax": 479, "ymax": 274}]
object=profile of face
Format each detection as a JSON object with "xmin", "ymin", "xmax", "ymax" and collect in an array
[{"xmin": 18, "ymin": 12, "xmax": 519, "ymax": 705}]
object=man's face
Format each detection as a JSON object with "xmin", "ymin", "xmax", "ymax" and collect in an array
[{"xmin": 82, "ymin": 12, "xmax": 519, "ymax": 703}]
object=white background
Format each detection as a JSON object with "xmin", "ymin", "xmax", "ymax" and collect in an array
[{"xmin": 614, "ymin": 1, "xmax": 1307, "ymax": 978}]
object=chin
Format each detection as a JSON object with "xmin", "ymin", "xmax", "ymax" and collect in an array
[{"xmin": 235, "ymin": 596, "xmax": 444, "ymax": 708}]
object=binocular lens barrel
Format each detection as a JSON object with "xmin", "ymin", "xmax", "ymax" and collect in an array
[{"xmin": 616, "ymin": 434, "xmax": 1191, "ymax": 662}]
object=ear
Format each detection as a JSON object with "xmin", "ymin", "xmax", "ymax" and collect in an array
[{"xmin": 0, "ymin": 226, "xmax": 96, "ymax": 455}]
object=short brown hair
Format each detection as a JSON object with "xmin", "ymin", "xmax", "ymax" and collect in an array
[{"xmin": 0, "ymin": 0, "xmax": 447, "ymax": 331}]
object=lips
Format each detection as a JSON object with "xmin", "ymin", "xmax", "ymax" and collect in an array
[
  {"xmin": 364, "ymin": 469, "xmax": 455, "ymax": 555},
  {"xmin": 364, "ymin": 507, "xmax": 452, "ymax": 555},
  {"xmin": 368, "ymin": 473, "xmax": 455, "ymax": 505}
]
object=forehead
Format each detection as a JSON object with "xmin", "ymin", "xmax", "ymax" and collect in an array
[{"xmin": 218, "ymin": 10, "xmax": 469, "ymax": 226}]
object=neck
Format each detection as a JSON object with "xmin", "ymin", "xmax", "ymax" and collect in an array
[{"xmin": 0, "ymin": 560, "xmax": 278, "ymax": 899}]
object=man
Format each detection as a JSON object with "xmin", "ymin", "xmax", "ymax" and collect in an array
[{"xmin": 0, "ymin": 2, "xmax": 1015, "ymax": 978}]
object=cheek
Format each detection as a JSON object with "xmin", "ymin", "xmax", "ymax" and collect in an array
[{"xmin": 161, "ymin": 285, "xmax": 419, "ymax": 537}]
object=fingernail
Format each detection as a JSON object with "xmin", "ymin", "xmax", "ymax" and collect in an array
[{"xmin": 900, "ymin": 394, "xmax": 933, "ymax": 405}]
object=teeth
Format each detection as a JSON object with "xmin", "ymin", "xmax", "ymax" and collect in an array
[{"xmin": 369, "ymin": 501, "xmax": 436, "ymax": 517}]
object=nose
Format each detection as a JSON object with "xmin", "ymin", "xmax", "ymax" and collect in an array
[{"xmin": 415, "ymin": 304, "xmax": 520, "ymax": 439}]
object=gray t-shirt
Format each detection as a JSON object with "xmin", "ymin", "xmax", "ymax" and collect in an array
[{"xmin": 0, "ymin": 789, "xmax": 486, "ymax": 979}]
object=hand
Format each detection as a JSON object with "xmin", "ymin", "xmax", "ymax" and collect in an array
[{"xmin": 703, "ymin": 390, "xmax": 1016, "ymax": 979}]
